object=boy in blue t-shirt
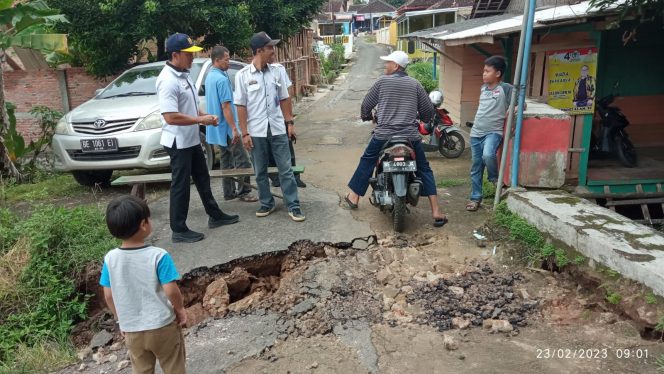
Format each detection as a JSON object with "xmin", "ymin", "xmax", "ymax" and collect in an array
[
  {"xmin": 467, "ymin": 56, "xmax": 513, "ymax": 211},
  {"xmin": 100, "ymin": 195, "xmax": 187, "ymax": 373}
]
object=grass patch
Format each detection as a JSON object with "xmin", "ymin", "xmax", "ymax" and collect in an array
[
  {"xmin": 437, "ymin": 178, "xmax": 467, "ymax": 188},
  {"xmin": 0, "ymin": 204, "xmax": 118, "ymax": 368},
  {"xmin": 320, "ymin": 43, "xmax": 345, "ymax": 84},
  {"xmin": 483, "ymin": 178, "xmax": 496, "ymax": 200},
  {"xmin": 0, "ymin": 237, "xmax": 31, "ymax": 307},
  {"xmin": 0, "ymin": 340, "xmax": 76, "ymax": 374},
  {"xmin": 494, "ymin": 201, "xmax": 571, "ymax": 269},
  {"xmin": 656, "ymin": 315, "xmax": 664, "ymax": 334},
  {"xmin": 646, "ymin": 292, "xmax": 658, "ymax": 305},
  {"xmin": 656, "ymin": 354, "xmax": 664, "ymax": 372},
  {"xmin": 573, "ymin": 255, "xmax": 586, "ymax": 266},
  {"xmin": 606, "ymin": 292, "xmax": 622, "ymax": 305},
  {"xmin": 406, "ymin": 61, "xmax": 439, "ymax": 93},
  {"xmin": 364, "ymin": 34, "xmax": 376, "ymax": 43},
  {"xmin": 0, "ymin": 172, "xmax": 86, "ymax": 203}
]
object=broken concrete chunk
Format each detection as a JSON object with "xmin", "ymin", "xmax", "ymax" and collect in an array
[
  {"xmin": 443, "ymin": 334, "xmax": 459, "ymax": 351},
  {"xmin": 117, "ymin": 360, "xmax": 130, "ymax": 371},
  {"xmin": 203, "ymin": 278, "xmax": 230, "ymax": 317},
  {"xmin": 89, "ymin": 329, "xmax": 113, "ymax": 349},
  {"xmin": 485, "ymin": 319, "xmax": 513, "ymax": 333},
  {"xmin": 449, "ymin": 286, "xmax": 465, "ymax": 297},
  {"xmin": 291, "ymin": 298, "xmax": 316, "ymax": 316},
  {"xmin": 452, "ymin": 317, "xmax": 471, "ymax": 330},
  {"xmin": 185, "ymin": 303, "xmax": 210, "ymax": 328}
]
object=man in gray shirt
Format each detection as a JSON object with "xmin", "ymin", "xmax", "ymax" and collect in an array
[
  {"xmin": 467, "ymin": 55, "xmax": 513, "ymax": 211},
  {"xmin": 344, "ymin": 51, "xmax": 447, "ymax": 227}
]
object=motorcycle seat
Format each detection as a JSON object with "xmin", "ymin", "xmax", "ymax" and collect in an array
[{"xmin": 382, "ymin": 136, "xmax": 412, "ymax": 150}]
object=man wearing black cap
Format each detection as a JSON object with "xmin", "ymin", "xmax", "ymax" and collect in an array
[
  {"xmin": 234, "ymin": 32, "xmax": 305, "ymax": 222},
  {"xmin": 156, "ymin": 33, "xmax": 239, "ymax": 243}
]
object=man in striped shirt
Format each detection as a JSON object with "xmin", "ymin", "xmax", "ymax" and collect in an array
[{"xmin": 344, "ymin": 51, "xmax": 448, "ymax": 227}]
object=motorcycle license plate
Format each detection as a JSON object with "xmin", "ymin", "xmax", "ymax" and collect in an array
[{"xmin": 383, "ymin": 160, "xmax": 416, "ymax": 172}]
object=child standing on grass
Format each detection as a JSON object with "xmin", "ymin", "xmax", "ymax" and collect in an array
[
  {"xmin": 466, "ymin": 55, "xmax": 514, "ymax": 212},
  {"xmin": 100, "ymin": 195, "xmax": 187, "ymax": 374}
]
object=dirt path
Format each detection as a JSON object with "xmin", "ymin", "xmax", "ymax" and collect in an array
[{"xmin": 63, "ymin": 37, "xmax": 663, "ymax": 374}]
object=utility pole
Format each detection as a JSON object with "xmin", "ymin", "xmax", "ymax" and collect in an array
[{"xmin": 332, "ymin": 1, "xmax": 336, "ymax": 43}]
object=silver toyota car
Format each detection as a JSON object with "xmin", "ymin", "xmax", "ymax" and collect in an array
[{"xmin": 52, "ymin": 58, "xmax": 245, "ymax": 186}]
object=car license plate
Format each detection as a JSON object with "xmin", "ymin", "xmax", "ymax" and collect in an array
[
  {"xmin": 80, "ymin": 138, "xmax": 118, "ymax": 153},
  {"xmin": 383, "ymin": 160, "xmax": 416, "ymax": 172}
]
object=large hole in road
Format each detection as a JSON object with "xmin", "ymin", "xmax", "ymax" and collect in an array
[
  {"xmin": 179, "ymin": 239, "xmax": 330, "ymax": 311},
  {"xmin": 72, "ymin": 234, "xmax": 661, "ymax": 353}
]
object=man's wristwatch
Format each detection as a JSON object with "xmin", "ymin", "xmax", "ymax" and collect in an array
[
  {"xmin": 242, "ymin": 133, "xmax": 250, "ymax": 138},
  {"xmin": 285, "ymin": 120, "xmax": 294, "ymax": 126}
]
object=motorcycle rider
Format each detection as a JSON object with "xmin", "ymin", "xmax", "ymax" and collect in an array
[{"xmin": 343, "ymin": 50, "xmax": 448, "ymax": 227}]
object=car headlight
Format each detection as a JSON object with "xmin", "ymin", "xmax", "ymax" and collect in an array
[
  {"xmin": 134, "ymin": 111, "xmax": 163, "ymax": 131},
  {"xmin": 54, "ymin": 116, "xmax": 71, "ymax": 135}
]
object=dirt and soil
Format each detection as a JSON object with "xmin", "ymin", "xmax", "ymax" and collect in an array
[{"xmin": 57, "ymin": 37, "xmax": 664, "ymax": 373}]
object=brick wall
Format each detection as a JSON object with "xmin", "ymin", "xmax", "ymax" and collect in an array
[
  {"xmin": 3, "ymin": 68, "xmax": 116, "ymax": 140},
  {"xmin": 66, "ymin": 67, "xmax": 115, "ymax": 109}
]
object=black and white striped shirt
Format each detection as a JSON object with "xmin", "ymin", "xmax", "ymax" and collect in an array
[{"xmin": 361, "ymin": 71, "xmax": 434, "ymax": 141}]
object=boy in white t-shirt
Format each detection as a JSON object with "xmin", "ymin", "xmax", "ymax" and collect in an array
[{"xmin": 100, "ymin": 195, "xmax": 187, "ymax": 374}]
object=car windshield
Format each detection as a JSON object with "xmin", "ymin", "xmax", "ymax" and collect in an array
[{"xmin": 98, "ymin": 62, "xmax": 204, "ymax": 99}]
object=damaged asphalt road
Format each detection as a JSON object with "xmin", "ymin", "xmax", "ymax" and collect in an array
[{"xmin": 61, "ymin": 38, "xmax": 664, "ymax": 374}]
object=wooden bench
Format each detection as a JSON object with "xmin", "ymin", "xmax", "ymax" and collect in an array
[{"xmin": 111, "ymin": 166, "xmax": 305, "ymax": 200}]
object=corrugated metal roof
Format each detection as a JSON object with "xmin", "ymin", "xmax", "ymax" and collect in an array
[
  {"xmin": 401, "ymin": 13, "xmax": 514, "ymax": 38},
  {"xmin": 358, "ymin": 0, "xmax": 397, "ymax": 14},
  {"xmin": 404, "ymin": 0, "xmax": 624, "ymax": 45},
  {"xmin": 471, "ymin": 0, "xmax": 512, "ymax": 18}
]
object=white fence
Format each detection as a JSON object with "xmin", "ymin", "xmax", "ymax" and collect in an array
[
  {"xmin": 376, "ymin": 27, "xmax": 392, "ymax": 46},
  {"xmin": 321, "ymin": 34, "xmax": 354, "ymax": 60}
]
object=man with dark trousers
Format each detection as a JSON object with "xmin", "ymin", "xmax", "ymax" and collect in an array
[{"xmin": 156, "ymin": 33, "xmax": 239, "ymax": 243}]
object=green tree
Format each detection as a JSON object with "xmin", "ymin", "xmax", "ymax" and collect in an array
[
  {"xmin": 48, "ymin": 0, "xmax": 327, "ymax": 77},
  {"xmin": 247, "ymin": 0, "xmax": 327, "ymax": 41},
  {"xmin": 385, "ymin": 0, "xmax": 407, "ymax": 8},
  {"xmin": 0, "ymin": 0, "xmax": 67, "ymax": 180},
  {"xmin": 47, "ymin": 0, "xmax": 254, "ymax": 76},
  {"xmin": 589, "ymin": 0, "xmax": 664, "ymax": 27}
]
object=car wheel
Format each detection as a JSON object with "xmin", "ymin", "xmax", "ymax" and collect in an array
[{"xmin": 72, "ymin": 170, "xmax": 114, "ymax": 187}]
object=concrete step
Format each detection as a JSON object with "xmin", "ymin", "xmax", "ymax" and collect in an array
[{"xmin": 506, "ymin": 190, "xmax": 664, "ymax": 296}]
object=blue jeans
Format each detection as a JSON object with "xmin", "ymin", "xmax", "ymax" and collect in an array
[
  {"xmin": 251, "ymin": 128, "xmax": 300, "ymax": 212},
  {"xmin": 348, "ymin": 137, "xmax": 437, "ymax": 197},
  {"xmin": 470, "ymin": 133, "xmax": 502, "ymax": 202}
]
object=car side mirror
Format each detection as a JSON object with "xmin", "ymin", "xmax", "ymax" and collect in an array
[{"xmin": 407, "ymin": 40, "xmax": 415, "ymax": 55}]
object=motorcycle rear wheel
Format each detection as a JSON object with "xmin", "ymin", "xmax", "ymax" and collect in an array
[
  {"xmin": 616, "ymin": 136, "xmax": 637, "ymax": 168},
  {"xmin": 393, "ymin": 196, "xmax": 406, "ymax": 232},
  {"xmin": 438, "ymin": 132, "xmax": 465, "ymax": 158}
]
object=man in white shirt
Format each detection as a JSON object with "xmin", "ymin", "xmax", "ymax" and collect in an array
[
  {"xmin": 234, "ymin": 32, "xmax": 305, "ymax": 222},
  {"xmin": 157, "ymin": 33, "xmax": 239, "ymax": 243},
  {"xmin": 267, "ymin": 62, "xmax": 307, "ymax": 189}
]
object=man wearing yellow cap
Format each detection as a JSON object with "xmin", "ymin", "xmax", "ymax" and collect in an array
[{"xmin": 156, "ymin": 33, "xmax": 239, "ymax": 243}]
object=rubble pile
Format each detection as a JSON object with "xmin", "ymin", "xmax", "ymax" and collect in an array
[{"xmin": 406, "ymin": 263, "xmax": 539, "ymax": 331}]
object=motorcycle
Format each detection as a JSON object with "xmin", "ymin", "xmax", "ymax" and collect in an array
[
  {"xmin": 420, "ymin": 90, "xmax": 466, "ymax": 158},
  {"xmin": 590, "ymin": 92, "xmax": 637, "ymax": 167},
  {"xmin": 368, "ymin": 136, "xmax": 422, "ymax": 232}
]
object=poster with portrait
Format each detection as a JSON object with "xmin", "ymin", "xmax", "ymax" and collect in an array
[{"xmin": 546, "ymin": 48, "xmax": 598, "ymax": 115}]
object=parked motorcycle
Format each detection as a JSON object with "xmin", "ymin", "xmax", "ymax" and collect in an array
[
  {"xmin": 367, "ymin": 133, "xmax": 422, "ymax": 232},
  {"xmin": 420, "ymin": 90, "xmax": 466, "ymax": 158},
  {"xmin": 591, "ymin": 93, "xmax": 637, "ymax": 167}
]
